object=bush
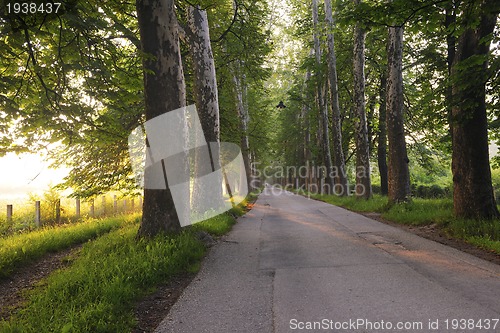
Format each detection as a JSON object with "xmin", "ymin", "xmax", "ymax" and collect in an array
[{"xmin": 411, "ymin": 184, "xmax": 451, "ymax": 199}]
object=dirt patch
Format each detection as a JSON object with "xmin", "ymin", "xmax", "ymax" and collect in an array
[
  {"xmin": 0, "ymin": 245, "xmax": 82, "ymax": 321},
  {"xmin": 361, "ymin": 212, "xmax": 500, "ymax": 266}
]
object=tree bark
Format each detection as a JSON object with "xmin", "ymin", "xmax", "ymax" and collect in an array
[
  {"xmin": 451, "ymin": 0, "xmax": 499, "ymax": 219},
  {"xmin": 386, "ymin": 24, "xmax": 411, "ymax": 203},
  {"xmin": 324, "ymin": 0, "xmax": 349, "ymax": 196},
  {"xmin": 377, "ymin": 72, "xmax": 389, "ymax": 195},
  {"xmin": 187, "ymin": 6, "xmax": 224, "ymax": 214},
  {"xmin": 445, "ymin": 1, "xmax": 456, "ymax": 145},
  {"xmin": 136, "ymin": 0, "xmax": 186, "ymax": 237},
  {"xmin": 233, "ymin": 68, "xmax": 252, "ymax": 191},
  {"xmin": 312, "ymin": 0, "xmax": 335, "ymax": 194},
  {"xmin": 353, "ymin": 0, "xmax": 372, "ymax": 199},
  {"xmin": 303, "ymin": 69, "xmax": 313, "ymax": 189}
]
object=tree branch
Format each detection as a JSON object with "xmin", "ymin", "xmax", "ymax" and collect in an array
[
  {"xmin": 23, "ymin": 25, "xmax": 59, "ymax": 107},
  {"xmin": 211, "ymin": 0, "xmax": 239, "ymax": 43}
]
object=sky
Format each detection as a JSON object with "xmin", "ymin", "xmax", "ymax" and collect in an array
[{"xmin": 0, "ymin": 152, "xmax": 69, "ymax": 200}]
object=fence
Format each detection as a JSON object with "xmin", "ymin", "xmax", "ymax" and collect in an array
[{"xmin": 2, "ymin": 195, "xmax": 143, "ymax": 230}]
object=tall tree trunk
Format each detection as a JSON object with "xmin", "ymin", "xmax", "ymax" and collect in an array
[
  {"xmin": 367, "ymin": 96, "xmax": 376, "ymax": 155},
  {"xmin": 303, "ymin": 69, "xmax": 312, "ymax": 188},
  {"xmin": 445, "ymin": 4, "xmax": 456, "ymax": 76},
  {"xmin": 312, "ymin": 0, "xmax": 336, "ymax": 194},
  {"xmin": 353, "ymin": 0, "xmax": 372, "ymax": 199},
  {"xmin": 377, "ymin": 72, "xmax": 389, "ymax": 195},
  {"xmin": 136, "ymin": 0, "xmax": 186, "ymax": 237},
  {"xmin": 445, "ymin": 1, "xmax": 456, "ymax": 145},
  {"xmin": 386, "ymin": 24, "xmax": 410, "ymax": 203},
  {"xmin": 233, "ymin": 68, "xmax": 252, "ymax": 191},
  {"xmin": 187, "ymin": 6, "xmax": 224, "ymax": 215},
  {"xmin": 324, "ymin": 0, "xmax": 349, "ymax": 196},
  {"xmin": 451, "ymin": 0, "xmax": 499, "ymax": 219}
]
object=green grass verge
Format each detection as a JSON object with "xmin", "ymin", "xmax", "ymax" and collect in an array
[
  {"xmin": 305, "ymin": 193, "xmax": 500, "ymax": 255},
  {"xmin": 308, "ymin": 193, "xmax": 389, "ymax": 213},
  {"xmin": 193, "ymin": 213, "xmax": 237, "ymax": 236},
  {"xmin": 0, "ymin": 211, "xmax": 240, "ymax": 333},
  {"xmin": 0, "ymin": 215, "xmax": 135, "ymax": 279},
  {"xmin": 381, "ymin": 198, "xmax": 454, "ymax": 226}
]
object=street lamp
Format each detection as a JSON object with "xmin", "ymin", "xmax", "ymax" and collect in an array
[{"xmin": 276, "ymin": 100, "xmax": 286, "ymax": 109}]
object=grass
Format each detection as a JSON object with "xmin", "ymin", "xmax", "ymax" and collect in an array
[
  {"xmin": 0, "ymin": 225, "xmax": 204, "ymax": 332},
  {"xmin": 0, "ymin": 198, "xmax": 38, "ymax": 235},
  {"xmin": 381, "ymin": 198, "xmax": 454, "ymax": 225},
  {"xmin": 307, "ymin": 193, "xmax": 388, "ymax": 213},
  {"xmin": 445, "ymin": 218, "xmax": 500, "ymax": 253},
  {"xmin": 0, "ymin": 198, "xmax": 250, "ymax": 333},
  {"xmin": 0, "ymin": 215, "xmax": 135, "ymax": 279},
  {"xmin": 304, "ymin": 192, "xmax": 500, "ymax": 255},
  {"xmin": 193, "ymin": 213, "xmax": 237, "ymax": 236}
]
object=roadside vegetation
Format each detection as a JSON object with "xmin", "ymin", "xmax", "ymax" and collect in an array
[
  {"xmin": 0, "ymin": 197, "xmax": 250, "ymax": 333},
  {"xmin": 0, "ymin": 190, "xmax": 141, "ymax": 236},
  {"xmin": 0, "ymin": 215, "xmax": 134, "ymax": 278},
  {"xmin": 306, "ymin": 193, "xmax": 500, "ymax": 255}
]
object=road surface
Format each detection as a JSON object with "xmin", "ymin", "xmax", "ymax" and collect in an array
[{"xmin": 155, "ymin": 187, "xmax": 500, "ymax": 332}]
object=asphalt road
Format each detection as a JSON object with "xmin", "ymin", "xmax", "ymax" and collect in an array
[{"xmin": 155, "ymin": 186, "xmax": 500, "ymax": 333}]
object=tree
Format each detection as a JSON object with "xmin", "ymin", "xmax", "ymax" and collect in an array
[
  {"xmin": 0, "ymin": 0, "xmax": 144, "ymax": 197},
  {"xmin": 352, "ymin": 0, "xmax": 372, "ymax": 199},
  {"xmin": 324, "ymin": 0, "xmax": 349, "ymax": 196},
  {"xmin": 136, "ymin": 0, "xmax": 186, "ymax": 237},
  {"xmin": 186, "ymin": 5, "xmax": 224, "ymax": 214},
  {"xmin": 233, "ymin": 66, "xmax": 252, "ymax": 190},
  {"xmin": 451, "ymin": 0, "xmax": 499, "ymax": 219},
  {"xmin": 386, "ymin": 22, "xmax": 410, "ymax": 203},
  {"xmin": 210, "ymin": 0, "xmax": 272, "ymax": 191},
  {"xmin": 312, "ymin": 0, "xmax": 336, "ymax": 194},
  {"xmin": 301, "ymin": 69, "xmax": 313, "ymax": 188},
  {"xmin": 377, "ymin": 71, "xmax": 389, "ymax": 195}
]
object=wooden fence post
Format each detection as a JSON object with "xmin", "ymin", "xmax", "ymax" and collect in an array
[
  {"xmin": 102, "ymin": 196, "xmax": 106, "ymax": 216},
  {"xmin": 90, "ymin": 199, "xmax": 95, "ymax": 218},
  {"xmin": 7, "ymin": 205, "xmax": 13, "ymax": 223},
  {"xmin": 113, "ymin": 195, "xmax": 117, "ymax": 215},
  {"xmin": 123, "ymin": 199, "xmax": 127, "ymax": 212},
  {"xmin": 55, "ymin": 199, "xmax": 61, "ymax": 224},
  {"xmin": 75, "ymin": 198, "xmax": 81, "ymax": 219},
  {"xmin": 35, "ymin": 201, "xmax": 41, "ymax": 227},
  {"xmin": 131, "ymin": 198, "xmax": 135, "ymax": 211}
]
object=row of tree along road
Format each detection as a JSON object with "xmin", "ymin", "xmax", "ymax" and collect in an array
[
  {"xmin": 275, "ymin": 0, "xmax": 499, "ymax": 221},
  {"xmin": 1, "ymin": 0, "xmax": 499, "ymax": 238}
]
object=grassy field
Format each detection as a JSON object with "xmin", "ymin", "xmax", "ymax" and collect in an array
[
  {"xmin": 0, "ymin": 197, "xmax": 250, "ymax": 333},
  {"xmin": 306, "ymin": 193, "xmax": 500, "ymax": 255},
  {"xmin": 0, "ymin": 215, "xmax": 136, "ymax": 279}
]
